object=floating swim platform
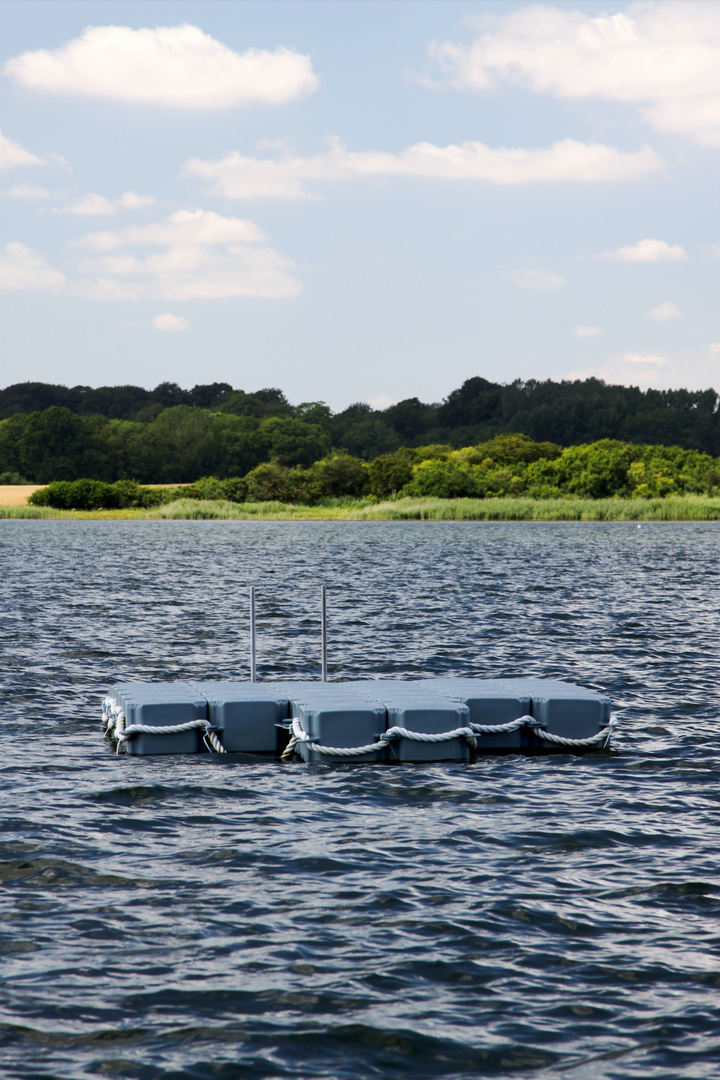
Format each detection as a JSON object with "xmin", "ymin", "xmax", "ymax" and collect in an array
[{"xmin": 102, "ymin": 678, "xmax": 616, "ymax": 760}]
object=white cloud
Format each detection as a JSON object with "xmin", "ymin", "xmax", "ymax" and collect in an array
[
  {"xmin": 55, "ymin": 191, "xmax": 156, "ymax": 215},
  {"xmin": 710, "ymin": 342, "xmax": 720, "ymax": 354},
  {"xmin": 55, "ymin": 193, "xmax": 118, "ymax": 215},
  {"xmin": 603, "ymin": 238, "xmax": 688, "ymax": 262},
  {"xmin": 426, "ymin": 2, "xmax": 720, "ymax": 146},
  {"xmin": 507, "ymin": 269, "xmax": 564, "ymax": 290},
  {"xmin": 72, "ymin": 209, "xmax": 299, "ymax": 300},
  {"xmin": 574, "ymin": 325, "xmax": 601, "ymax": 337},
  {"xmin": 4, "ymin": 24, "xmax": 318, "ymax": 108},
  {"xmin": 74, "ymin": 209, "xmax": 266, "ymax": 250},
  {"xmin": 153, "ymin": 313, "xmax": 190, "ymax": 332},
  {"xmin": 0, "ymin": 129, "xmax": 44, "ymax": 169},
  {"xmin": 648, "ymin": 301, "xmax": 682, "ymax": 321},
  {"xmin": 118, "ymin": 191, "xmax": 155, "ymax": 209},
  {"xmin": 1, "ymin": 183, "xmax": 51, "ymax": 199},
  {"xmin": 366, "ymin": 393, "xmax": 398, "ymax": 410},
  {"xmin": 185, "ymin": 137, "xmax": 661, "ymax": 199},
  {"xmin": 564, "ymin": 345, "xmax": 720, "ymax": 391},
  {"xmin": 74, "ymin": 244, "xmax": 300, "ymax": 301},
  {"xmin": 0, "ymin": 242, "xmax": 65, "ymax": 291}
]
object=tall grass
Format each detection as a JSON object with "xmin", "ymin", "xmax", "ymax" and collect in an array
[
  {"xmin": 3, "ymin": 496, "xmax": 720, "ymax": 522},
  {"xmin": 0, "ymin": 506, "xmax": 60, "ymax": 519},
  {"xmin": 353, "ymin": 496, "xmax": 720, "ymax": 521},
  {"xmin": 147, "ymin": 495, "xmax": 720, "ymax": 522}
]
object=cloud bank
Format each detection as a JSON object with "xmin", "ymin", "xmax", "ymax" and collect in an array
[
  {"xmin": 427, "ymin": 2, "xmax": 720, "ymax": 146},
  {"xmin": 4, "ymin": 24, "xmax": 318, "ymax": 108},
  {"xmin": 185, "ymin": 136, "xmax": 662, "ymax": 199},
  {"xmin": 0, "ymin": 210, "xmax": 300, "ymax": 300},
  {"xmin": 564, "ymin": 345, "xmax": 720, "ymax": 391}
]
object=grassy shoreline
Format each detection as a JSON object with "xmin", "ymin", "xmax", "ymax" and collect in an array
[{"xmin": 2, "ymin": 495, "xmax": 720, "ymax": 521}]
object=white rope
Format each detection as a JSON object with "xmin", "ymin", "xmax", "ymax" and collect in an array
[
  {"xmin": 385, "ymin": 725, "xmax": 477, "ymax": 746},
  {"xmin": 119, "ymin": 719, "xmax": 211, "ymax": 737},
  {"xmin": 536, "ymin": 715, "xmax": 618, "ymax": 748},
  {"xmin": 203, "ymin": 729, "xmax": 227, "ymax": 754},
  {"xmin": 470, "ymin": 715, "xmax": 533, "ymax": 735},
  {"xmin": 281, "ymin": 713, "xmax": 618, "ymax": 760},
  {"xmin": 281, "ymin": 717, "xmax": 477, "ymax": 759},
  {"xmin": 102, "ymin": 698, "xmax": 226, "ymax": 754}
]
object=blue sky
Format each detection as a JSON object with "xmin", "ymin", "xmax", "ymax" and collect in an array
[{"xmin": 0, "ymin": 0, "xmax": 718, "ymax": 409}]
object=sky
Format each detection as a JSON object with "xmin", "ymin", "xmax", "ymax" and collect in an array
[{"xmin": 0, "ymin": 0, "xmax": 718, "ymax": 410}]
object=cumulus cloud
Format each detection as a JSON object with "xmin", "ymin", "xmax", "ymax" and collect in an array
[
  {"xmin": 184, "ymin": 137, "xmax": 661, "ymax": 199},
  {"xmin": 55, "ymin": 193, "xmax": 117, "ymax": 216},
  {"xmin": 118, "ymin": 191, "xmax": 155, "ymax": 209},
  {"xmin": 564, "ymin": 346, "xmax": 720, "ymax": 391},
  {"xmin": 710, "ymin": 342, "xmax": 720, "ymax": 354},
  {"xmin": 366, "ymin": 393, "xmax": 398, "ymax": 410},
  {"xmin": 74, "ymin": 245, "xmax": 300, "ymax": 301},
  {"xmin": 648, "ymin": 301, "xmax": 682, "ymax": 321},
  {"xmin": 55, "ymin": 190, "xmax": 156, "ymax": 215},
  {"xmin": 426, "ymin": 2, "xmax": 720, "ymax": 146},
  {"xmin": 74, "ymin": 209, "xmax": 266, "ymax": 250},
  {"xmin": 603, "ymin": 238, "xmax": 688, "ymax": 262},
  {"xmin": 0, "ymin": 242, "xmax": 65, "ymax": 291},
  {"xmin": 72, "ymin": 209, "xmax": 299, "ymax": 300},
  {"xmin": 0, "ymin": 129, "xmax": 44, "ymax": 169},
  {"xmin": 507, "ymin": 269, "xmax": 564, "ymax": 290},
  {"xmin": 574, "ymin": 325, "xmax": 601, "ymax": 337},
  {"xmin": 4, "ymin": 24, "xmax": 318, "ymax": 108},
  {"xmin": 153, "ymin": 313, "xmax": 190, "ymax": 332},
  {"xmin": 1, "ymin": 183, "xmax": 51, "ymax": 199}
]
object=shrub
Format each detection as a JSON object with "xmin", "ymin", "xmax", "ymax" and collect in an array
[
  {"xmin": 401, "ymin": 459, "xmax": 479, "ymax": 498},
  {"xmin": 30, "ymin": 478, "xmax": 114, "ymax": 510}
]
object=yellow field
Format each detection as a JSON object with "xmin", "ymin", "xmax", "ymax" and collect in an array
[{"xmin": 0, "ymin": 486, "xmax": 40, "ymax": 506}]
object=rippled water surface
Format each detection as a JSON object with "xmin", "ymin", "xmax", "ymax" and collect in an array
[{"xmin": 1, "ymin": 520, "xmax": 720, "ymax": 1080}]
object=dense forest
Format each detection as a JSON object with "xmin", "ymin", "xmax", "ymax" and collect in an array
[{"xmin": 1, "ymin": 375, "xmax": 719, "ymax": 485}]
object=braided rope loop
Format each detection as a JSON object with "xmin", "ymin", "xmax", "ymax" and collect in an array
[{"xmin": 536, "ymin": 715, "xmax": 617, "ymax": 748}]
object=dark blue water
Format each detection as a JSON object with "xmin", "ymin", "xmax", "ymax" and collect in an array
[{"xmin": 1, "ymin": 520, "xmax": 719, "ymax": 1080}]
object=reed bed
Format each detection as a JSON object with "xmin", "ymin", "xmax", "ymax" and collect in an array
[
  {"xmin": 0, "ymin": 505, "xmax": 60, "ymax": 519},
  {"xmin": 2, "ymin": 495, "xmax": 720, "ymax": 521},
  {"xmin": 147, "ymin": 495, "xmax": 720, "ymax": 521}
]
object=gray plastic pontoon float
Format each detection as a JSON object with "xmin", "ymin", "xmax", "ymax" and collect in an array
[
  {"xmin": 102, "ymin": 677, "xmax": 615, "ymax": 760},
  {"xmin": 101, "ymin": 588, "xmax": 616, "ymax": 761}
]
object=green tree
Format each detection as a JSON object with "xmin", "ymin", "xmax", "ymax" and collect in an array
[
  {"xmin": 16, "ymin": 407, "xmax": 86, "ymax": 482},
  {"xmin": 260, "ymin": 417, "xmax": 330, "ymax": 467},
  {"xmin": 367, "ymin": 449, "xmax": 414, "ymax": 497}
]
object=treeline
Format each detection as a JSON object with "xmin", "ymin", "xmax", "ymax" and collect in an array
[
  {"xmin": 29, "ymin": 435, "xmax": 720, "ymax": 509},
  {"xmin": 1, "ymin": 374, "xmax": 719, "ymax": 485}
]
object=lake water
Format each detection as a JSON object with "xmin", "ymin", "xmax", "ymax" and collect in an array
[{"xmin": 1, "ymin": 520, "xmax": 719, "ymax": 1080}]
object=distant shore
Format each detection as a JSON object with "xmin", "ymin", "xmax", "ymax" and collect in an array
[{"xmin": 2, "ymin": 492, "xmax": 720, "ymax": 521}]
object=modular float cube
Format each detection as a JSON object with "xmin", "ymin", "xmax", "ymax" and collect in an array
[
  {"xmin": 191, "ymin": 681, "xmax": 291, "ymax": 753},
  {"xmin": 425, "ymin": 679, "xmax": 533, "ymax": 751},
  {"xmin": 382, "ymin": 695, "xmax": 472, "ymax": 763},
  {"xmin": 110, "ymin": 682, "xmax": 208, "ymax": 756},
  {"xmin": 291, "ymin": 693, "xmax": 388, "ymax": 764}
]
